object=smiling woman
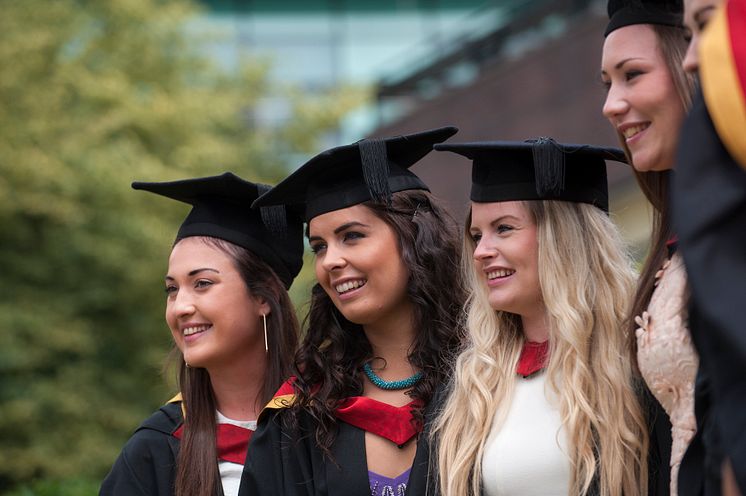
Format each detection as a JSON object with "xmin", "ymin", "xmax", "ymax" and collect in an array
[
  {"xmin": 165, "ymin": 238, "xmax": 269, "ymax": 371},
  {"xmin": 310, "ymin": 204, "xmax": 412, "ymax": 328},
  {"xmin": 601, "ymin": 23, "xmax": 688, "ymax": 172},
  {"xmin": 433, "ymin": 139, "xmax": 664, "ymax": 496},
  {"xmin": 600, "ymin": 2, "xmax": 700, "ymax": 493},
  {"xmin": 100, "ymin": 173, "xmax": 304, "ymax": 496},
  {"xmin": 469, "ymin": 201, "xmax": 541, "ymax": 329},
  {"xmin": 239, "ymin": 127, "xmax": 466, "ymax": 496}
]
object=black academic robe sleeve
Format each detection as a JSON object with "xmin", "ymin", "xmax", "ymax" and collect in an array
[
  {"xmin": 645, "ymin": 387, "xmax": 673, "ymax": 496},
  {"xmin": 99, "ymin": 403, "xmax": 182, "ymax": 496},
  {"xmin": 674, "ymin": 92, "xmax": 746, "ymax": 495},
  {"xmin": 240, "ymin": 408, "xmax": 322, "ymax": 496},
  {"xmin": 241, "ymin": 393, "xmax": 441, "ymax": 496}
]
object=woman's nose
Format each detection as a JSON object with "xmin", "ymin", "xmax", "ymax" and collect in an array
[{"xmin": 602, "ymin": 83, "xmax": 629, "ymax": 119}]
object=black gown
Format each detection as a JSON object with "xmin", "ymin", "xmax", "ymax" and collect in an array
[
  {"xmin": 99, "ymin": 402, "xmax": 183, "ymax": 496},
  {"xmin": 239, "ymin": 395, "xmax": 440, "ymax": 496},
  {"xmin": 240, "ymin": 385, "xmax": 670, "ymax": 496},
  {"xmin": 674, "ymin": 91, "xmax": 746, "ymax": 495},
  {"xmin": 645, "ymin": 387, "xmax": 674, "ymax": 496}
]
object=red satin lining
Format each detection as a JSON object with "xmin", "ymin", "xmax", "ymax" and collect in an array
[
  {"xmin": 172, "ymin": 423, "xmax": 253, "ymax": 465},
  {"xmin": 271, "ymin": 377, "xmax": 424, "ymax": 445},
  {"xmin": 335, "ymin": 396, "xmax": 423, "ymax": 446},
  {"xmin": 516, "ymin": 340, "xmax": 549, "ymax": 377},
  {"xmin": 274, "ymin": 378, "xmax": 297, "ymax": 396}
]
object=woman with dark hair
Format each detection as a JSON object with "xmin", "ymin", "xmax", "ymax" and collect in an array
[
  {"xmin": 239, "ymin": 127, "xmax": 466, "ymax": 496},
  {"xmin": 100, "ymin": 172, "xmax": 303, "ymax": 496},
  {"xmin": 600, "ymin": 1, "xmax": 698, "ymax": 493}
]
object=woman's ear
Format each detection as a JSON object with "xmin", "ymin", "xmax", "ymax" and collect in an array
[{"xmin": 254, "ymin": 296, "xmax": 271, "ymax": 316}]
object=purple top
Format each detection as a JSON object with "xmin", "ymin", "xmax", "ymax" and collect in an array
[{"xmin": 369, "ymin": 468, "xmax": 411, "ymax": 496}]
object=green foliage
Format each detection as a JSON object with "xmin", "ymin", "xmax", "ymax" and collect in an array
[
  {"xmin": 7, "ymin": 478, "xmax": 99, "ymax": 496},
  {"xmin": 0, "ymin": 0, "xmax": 363, "ymax": 491}
]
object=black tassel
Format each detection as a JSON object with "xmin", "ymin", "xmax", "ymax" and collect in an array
[
  {"xmin": 257, "ymin": 183, "xmax": 288, "ymax": 238},
  {"xmin": 359, "ymin": 138, "xmax": 391, "ymax": 206},
  {"xmin": 530, "ymin": 137, "xmax": 565, "ymax": 197}
]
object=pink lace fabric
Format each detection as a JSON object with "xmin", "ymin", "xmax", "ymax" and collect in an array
[{"xmin": 635, "ymin": 252, "xmax": 698, "ymax": 496}]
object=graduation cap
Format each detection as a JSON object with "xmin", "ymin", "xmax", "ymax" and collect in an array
[
  {"xmin": 252, "ymin": 126, "xmax": 459, "ymax": 221},
  {"xmin": 132, "ymin": 172, "xmax": 303, "ymax": 289},
  {"xmin": 434, "ymin": 137, "xmax": 627, "ymax": 212},
  {"xmin": 604, "ymin": 0, "xmax": 683, "ymax": 36}
]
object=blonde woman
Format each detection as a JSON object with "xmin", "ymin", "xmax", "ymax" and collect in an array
[{"xmin": 432, "ymin": 139, "xmax": 668, "ymax": 496}]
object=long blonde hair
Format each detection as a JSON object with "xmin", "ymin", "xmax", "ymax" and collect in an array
[{"xmin": 432, "ymin": 200, "xmax": 647, "ymax": 496}]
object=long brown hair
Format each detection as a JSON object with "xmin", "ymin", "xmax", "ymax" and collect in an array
[
  {"xmin": 172, "ymin": 236, "xmax": 300, "ymax": 496},
  {"xmin": 289, "ymin": 189, "xmax": 466, "ymax": 459},
  {"xmin": 624, "ymin": 24, "xmax": 695, "ymax": 361}
]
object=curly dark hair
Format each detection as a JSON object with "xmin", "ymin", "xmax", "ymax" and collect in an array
[{"xmin": 287, "ymin": 189, "xmax": 467, "ymax": 458}]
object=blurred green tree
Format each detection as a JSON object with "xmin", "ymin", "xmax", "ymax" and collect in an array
[{"xmin": 0, "ymin": 0, "xmax": 362, "ymax": 492}]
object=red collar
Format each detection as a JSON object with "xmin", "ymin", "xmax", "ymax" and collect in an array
[
  {"xmin": 172, "ymin": 423, "xmax": 253, "ymax": 465},
  {"xmin": 335, "ymin": 396, "xmax": 423, "ymax": 446},
  {"xmin": 666, "ymin": 235, "xmax": 679, "ymax": 256},
  {"xmin": 268, "ymin": 378, "xmax": 424, "ymax": 446},
  {"xmin": 516, "ymin": 340, "xmax": 549, "ymax": 378}
]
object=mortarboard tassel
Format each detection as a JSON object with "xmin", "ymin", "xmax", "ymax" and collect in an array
[
  {"xmin": 530, "ymin": 137, "xmax": 566, "ymax": 197},
  {"xmin": 359, "ymin": 138, "xmax": 392, "ymax": 206},
  {"xmin": 257, "ymin": 183, "xmax": 288, "ymax": 238}
]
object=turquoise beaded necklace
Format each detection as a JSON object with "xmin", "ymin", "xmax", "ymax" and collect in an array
[{"xmin": 363, "ymin": 362, "xmax": 423, "ymax": 390}]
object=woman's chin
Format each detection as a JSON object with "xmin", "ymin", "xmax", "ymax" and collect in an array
[{"xmin": 630, "ymin": 147, "xmax": 675, "ymax": 172}]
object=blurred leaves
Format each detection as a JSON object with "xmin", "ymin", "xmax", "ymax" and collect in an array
[{"xmin": 0, "ymin": 0, "xmax": 364, "ymax": 492}]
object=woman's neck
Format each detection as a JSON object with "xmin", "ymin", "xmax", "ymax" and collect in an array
[
  {"xmin": 520, "ymin": 309, "xmax": 550, "ymax": 343},
  {"xmin": 363, "ymin": 305, "xmax": 418, "ymax": 374},
  {"xmin": 207, "ymin": 349, "xmax": 266, "ymax": 421}
]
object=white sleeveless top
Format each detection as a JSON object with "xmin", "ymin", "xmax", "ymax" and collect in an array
[
  {"xmin": 216, "ymin": 410, "xmax": 257, "ymax": 496},
  {"xmin": 482, "ymin": 373, "xmax": 570, "ymax": 496}
]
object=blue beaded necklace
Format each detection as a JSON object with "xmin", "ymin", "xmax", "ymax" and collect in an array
[{"xmin": 363, "ymin": 362, "xmax": 423, "ymax": 390}]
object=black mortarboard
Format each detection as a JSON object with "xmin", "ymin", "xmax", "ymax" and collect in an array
[
  {"xmin": 252, "ymin": 126, "xmax": 458, "ymax": 221},
  {"xmin": 605, "ymin": 0, "xmax": 683, "ymax": 36},
  {"xmin": 132, "ymin": 172, "xmax": 303, "ymax": 289},
  {"xmin": 434, "ymin": 138, "xmax": 627, "ymax": 212}
]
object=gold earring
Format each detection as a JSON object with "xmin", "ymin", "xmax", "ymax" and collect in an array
[{"xmin": 263, "ymin": 313, "xmax": 268, "ymax": 353}]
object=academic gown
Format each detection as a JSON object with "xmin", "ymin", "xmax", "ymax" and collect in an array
[
  {"xmin": 674, "ymin": 91, "xmax": 746, "ymax": 495},
  {"xmin": 646, "ymin": 388, "xmax": 674, "ymax": 496},
  {"xmin": 239, "ymin": 393, "xmax": 440, "ymax": 496},
  {"xmin": 100, "ymin": 402, "xmax": 186, "ymax": 496},
  {"xmin": 101, "ymin": 397, "xmax": 255, "ymax": 496}
]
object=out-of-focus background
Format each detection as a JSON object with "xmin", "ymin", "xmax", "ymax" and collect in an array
[{"xmin": 0, "ymin": 0, "xmax": 651, "ymax": 494}]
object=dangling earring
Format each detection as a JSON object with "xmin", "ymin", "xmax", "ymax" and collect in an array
[{"xmin": 262, "ymin": 313, "xmax": 268, "ymax": 353}]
